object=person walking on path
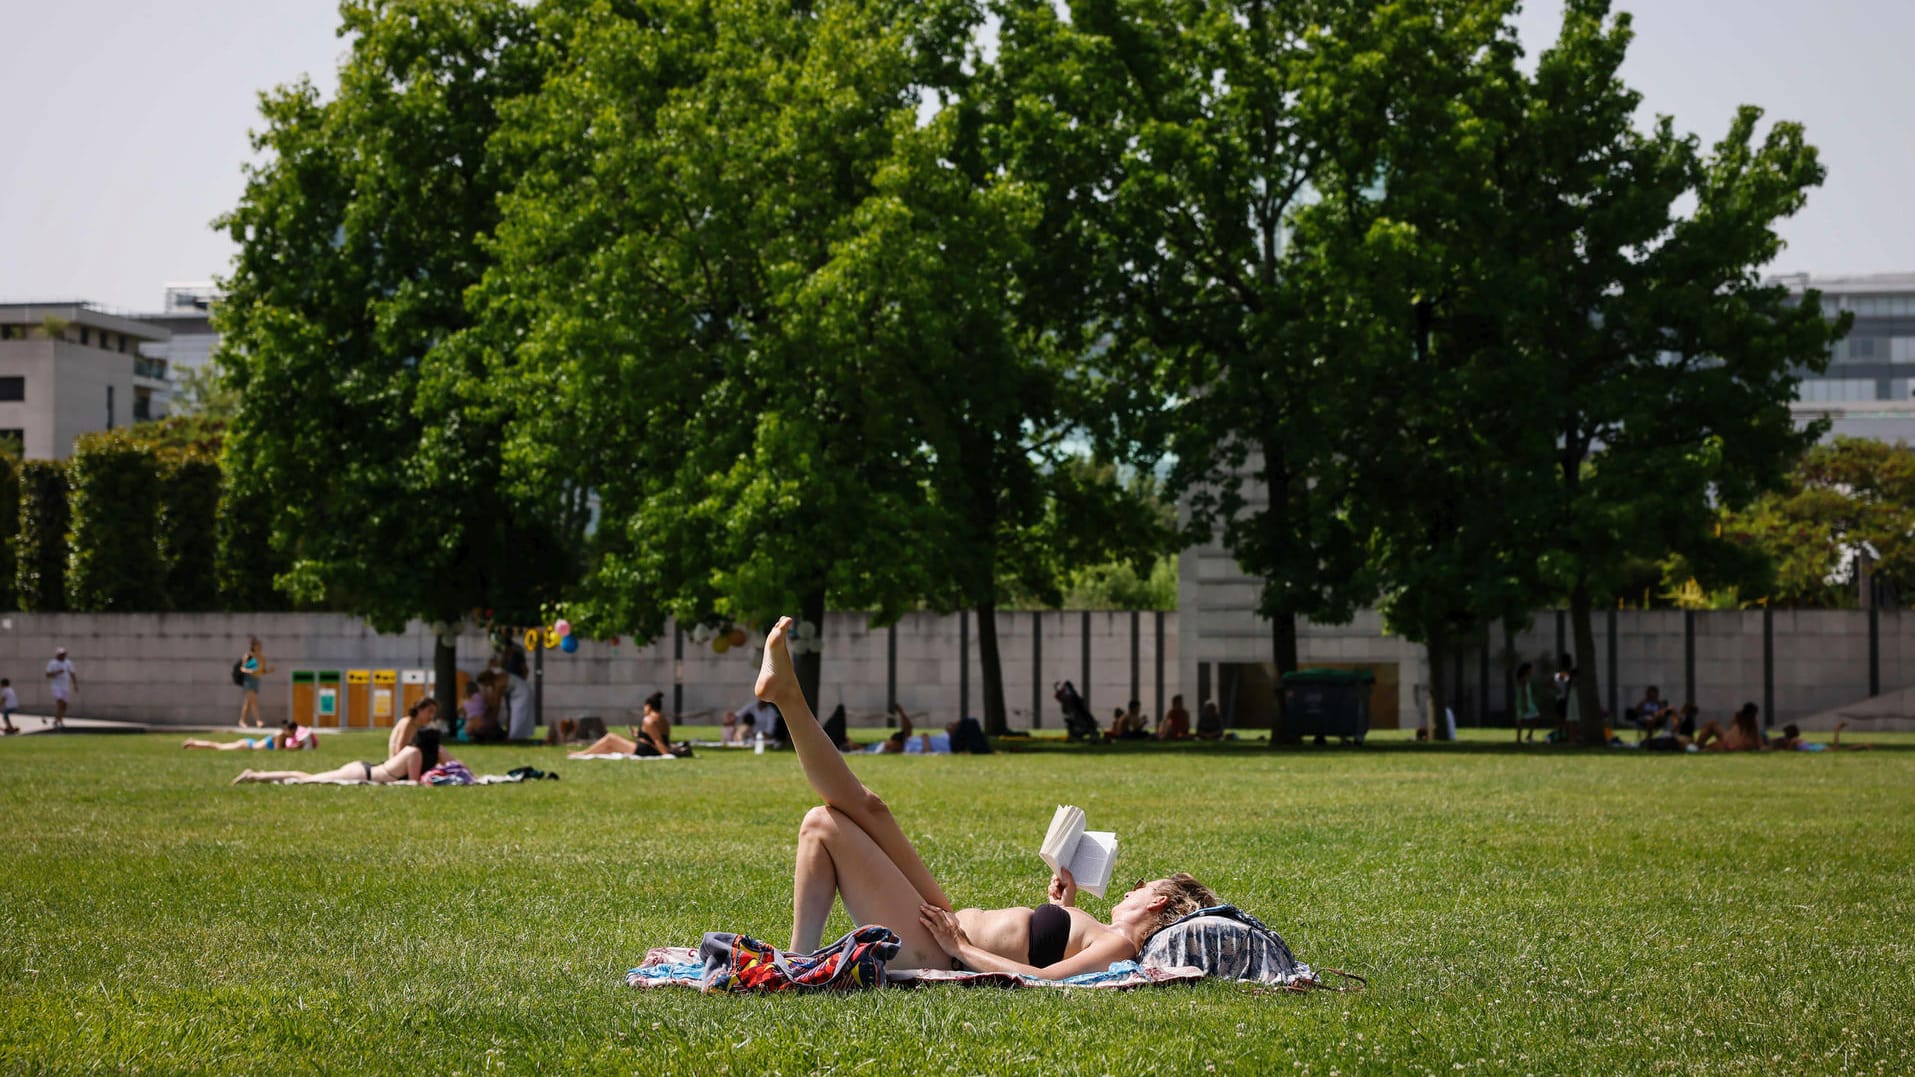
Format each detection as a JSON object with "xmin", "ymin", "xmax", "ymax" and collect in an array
[
  {"xmin": 236, "ymin": 638, "xmax": 274, "ymax": 729},
  {"xmin": 1, "ymin": 678, "xmax": 17, "ymax": 735},
  {"xmin": 44, "ymin": 648, "xmax": 76, "ymax": 730}
]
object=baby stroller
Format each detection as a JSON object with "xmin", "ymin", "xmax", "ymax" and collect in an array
[{"xmin": 1053, "ymin": 681, "xmax": 1104, "ymax": 743}]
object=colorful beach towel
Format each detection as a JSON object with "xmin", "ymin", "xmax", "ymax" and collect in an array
[{"xmin": 627, "ymin": 932, "xmax": 1207, "ymax": 992}]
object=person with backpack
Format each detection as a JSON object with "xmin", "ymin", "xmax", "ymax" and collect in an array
[{"xmin": 234, "ymin": 637, "xmax": 274, "ymax": 729}]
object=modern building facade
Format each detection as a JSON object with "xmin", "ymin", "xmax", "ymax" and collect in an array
[
  {"xmin": 136, "ymin": 283, "xmax": 221, "ymax": 393},
  {"xmin": 1779, "ymin": 272, "xmax": 1915, "ymax": 443},
  {"xmin": 0, "ymin": 302, "xmax": 172, "ymax": 458}
]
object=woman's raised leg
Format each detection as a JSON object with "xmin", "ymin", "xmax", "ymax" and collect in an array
[
  {"xmin": 757, "ymin": 617, "xmax": 951, "ymax": 911},
  {"xmin": 789, "ymin": 805, "xmax": 948, "ymax": 969}
]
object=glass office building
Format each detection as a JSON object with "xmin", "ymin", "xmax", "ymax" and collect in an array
[{"xmin": 1778, "ymin": 272, "xmax": 1915, "ymax": 443}]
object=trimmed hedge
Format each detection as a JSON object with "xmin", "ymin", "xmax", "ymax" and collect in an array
[
  {"xmin": 0, "ymin": 451, "xmax": 17, "ymax": 610},
  {"xmin": 16, "ymin": 460, "xmax": 70, "ymax": 611},
  {"xmin": 217, "ymin": 481, "xmax": 286, "ymax": 611},
  {"xmin": 68, "ymin": 432, "xmax": 165, "ymax": 611},
  {"xmin": 160, "ymin": 453, "xmax": 222, "ymax": 611}
]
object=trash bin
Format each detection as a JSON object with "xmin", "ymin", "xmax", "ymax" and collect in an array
[
  {"xmin": 400, "ymin": 669, "xmax": 429, "ymax": 719},
  {"xmin": 290, "ymin": 671, "xmax": 317, "ymax": 728},
  {"xmin": 346, "ymin": 670, "xmax": 371, "ymax": 730},
  {"xmin": 372, "ymin": 670, "xmax": 398, "ymax": 728},
  {"xmin": 1281, "ymin": 669, "xmax": 1374, "ymax": 744},
  {"xmin": 315, "ymin": 671, "xmax": 343, "ymax": 728}
]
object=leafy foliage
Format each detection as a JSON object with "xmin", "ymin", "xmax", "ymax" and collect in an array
[
  {"xmin": 216, "ymin": 0, "xmax": 569, "ymax": 637},
  {"xmin": 0, "ymin": 450, "xmax": 17, "ymax": 610},
  {"xmin": 14, "ymin": 460, "xmax": 69, "ymax": 612},
  {"xmin": 158, "ymin": 453, "xmax": 223, "ymax": 612},
  {"xmin": 67, "ymin": 432, "xmax": 166, "ymax": 612},
  {"xmin": 1711, "ymin": 437, "xmax": 1915, "ymax": 608}
]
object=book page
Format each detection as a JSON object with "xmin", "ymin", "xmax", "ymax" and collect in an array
[
  {"xmin": 1038, "ymin": 805, "xmax": 1084, "ymax": 873},
  {"xmin": 1066, "ymin": 830, "xmax": 1118, "ymax": 898}
]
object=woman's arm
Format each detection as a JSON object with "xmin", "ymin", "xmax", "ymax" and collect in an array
[{"xmin": 919, "ymin": 905, "xmax": 1136, "ymax": 978}]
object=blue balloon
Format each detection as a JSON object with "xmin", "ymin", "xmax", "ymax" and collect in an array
[{"xmin": 560, "ymin": 634, "xmax": 579, "ymax": 654}]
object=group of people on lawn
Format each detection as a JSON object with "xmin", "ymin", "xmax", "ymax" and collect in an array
[{"xmin": 1513, "ymin": 655, "xmax": 1866, "ymax": 751}]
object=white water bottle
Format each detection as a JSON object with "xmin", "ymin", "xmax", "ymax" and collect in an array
[{"xmin": 754, "ymin": 730, "xmax": 766, "ymax": 755}]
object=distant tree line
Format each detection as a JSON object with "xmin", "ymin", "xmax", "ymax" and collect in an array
[{"xmin": 209, "ymin": 0, "xmax": 1848, "ymax": 739}]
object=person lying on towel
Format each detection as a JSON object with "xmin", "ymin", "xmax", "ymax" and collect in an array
[{"xmin": 756, "ymin": 617, "xmax": 1217, "ymax": 976}]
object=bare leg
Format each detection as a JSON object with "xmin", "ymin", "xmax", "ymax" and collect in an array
[
  {"xmin": 576, "ymin": 733, "xmax": 640, "ymax": 756},
  {"xmin": 1694, "ymin": 720, "xmax": 1726, "ymax": 749},
  {"xmin": 789, "ymin": 806, "xmax": 948, "ymax": 969},
  {"xmin": 233, "ymin": 763, "xmax": 366, "ymax": 784},
  {"xmin": 184, "ymin": 739, "xmax": 252, "ymax": 750},
  {"xmin": 757, "ymin": 618, "xmax": 951, "ymax": 911},
  {"xmin": 1833, "ymin": 719, "xmax": 1872, "ymax": 750}
]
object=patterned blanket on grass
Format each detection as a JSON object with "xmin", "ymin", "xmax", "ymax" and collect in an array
[{"xmin": 627, "ymin": 927, "xmax": 1206, "ymax": 993}]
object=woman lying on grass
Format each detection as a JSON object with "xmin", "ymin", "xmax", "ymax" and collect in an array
[
  {"xmin": 756, "ymin": 617, "xmax": 1217, "ymax": 975},
  {"xmin": 232, "ymin": 698, "xmax": 452, "ymax": 784},
  {"xmin": 184, "ymin": 718, "xmax": 316, "ymax": 752}
]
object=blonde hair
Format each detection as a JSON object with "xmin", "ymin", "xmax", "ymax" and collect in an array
[{"xmin": 1151, "ymin": 873, "xmax": 1220, "ymax": 932}]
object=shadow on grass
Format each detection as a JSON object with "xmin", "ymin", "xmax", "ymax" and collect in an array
[{"xmin": 988, "ymin": 734, "xmax": 1915, "ymax": 756}]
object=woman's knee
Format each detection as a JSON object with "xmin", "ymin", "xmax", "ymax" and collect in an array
[{"xmin": 800, "ymin": 804, "xmax": 842, "ymax": 841}]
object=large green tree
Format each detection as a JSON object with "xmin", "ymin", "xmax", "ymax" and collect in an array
[
  {"xmin": 1496, "ymin": 0, "xmax": 1845, "ymax": 741},
  {"xmin": 1288, "ymin": 0, "xmax": 1553, "ymax": 737},
  {"xmin": 217, "ymin": 0, "xmax": 570, "ymax": 714},
  {"xmin": 471, "ymin": 0, "xmax": 979, "ymax": 710}
]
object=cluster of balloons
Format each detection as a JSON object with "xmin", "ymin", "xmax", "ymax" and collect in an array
[
  {"xmin": 520, "ymin": 618, "xmax": 619, "ymax": 655},
  {"xmin": 691, "ymin": 623, "xmax": 751, "ymax": 654}
]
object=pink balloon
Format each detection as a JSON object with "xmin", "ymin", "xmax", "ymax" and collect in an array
[{"xmin": 554, "ymin": 619, "xmax": 572, "ymax": 638}]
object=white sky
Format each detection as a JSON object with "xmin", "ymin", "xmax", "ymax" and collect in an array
[{"xmin": 1, "ymin": 0, "xmax": 1909, "ymax": 311}]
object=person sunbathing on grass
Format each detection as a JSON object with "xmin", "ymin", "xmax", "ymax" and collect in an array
[
  {"xmin": 184, "ymin": 718, "xmax": 316, "ymax": 752},
  {"xmin": 756, "ymin": 616, "xmax": 1218, "ymax": 975},
  {"xmin": 576, "ymin": 691, "xmax": 680, "ymax": 757},
  {"xmin": 233, "ymin": 699, "xmax": 449, "ymax": 784},
  {"xmin": 1771, "ymin": 719, "xmax": 1872, "ymax": 752}
]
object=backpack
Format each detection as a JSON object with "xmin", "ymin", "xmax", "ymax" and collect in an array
[{"xmin": 231, "ymin": 658, "xmax": 246, "ymax": 686}]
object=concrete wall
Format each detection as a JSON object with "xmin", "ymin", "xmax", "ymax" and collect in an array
[
  {"xmin": 6, "ymin": 606, "xmax": 1905, "ymax": 730},
  {"xmin": 0, "ymin": 610, "xmax": 1183, "ymax": 729},
  {"xmin": 1464, "ymin": 608, "xmax": 1909, "ymax": 729}
]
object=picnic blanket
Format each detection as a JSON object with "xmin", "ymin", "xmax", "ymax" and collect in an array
[{"xmin": 626, "ymin": 927, "xmax": 1205, "ymax": 993}]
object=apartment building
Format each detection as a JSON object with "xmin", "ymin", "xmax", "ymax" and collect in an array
[{"xmin": 0, "ymin": 302, "xmax": 172, "ymax": 458}]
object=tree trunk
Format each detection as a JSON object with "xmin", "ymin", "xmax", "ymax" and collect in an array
[
  {"xmin": 433, "ymin": 630, "xmax": 458, "ymax": 725},
  {"xmin": 976, "ymin": 599, "xmax": 1009, "ymax": 736},
  {"xmin": 1270, "ymin": 611, "xmax": 1299, "ymax": 744},
  {"xmin": 797, "ymin": 587, "xmax": 826, "ymax": 716},
  {"xmin": 1426, "ymin": 629, "xmax": 1449, "ymax": 741},
  {"xmin": 1570, "ymin": 578, "xmax": 1605, "ymax": 746},
  {"xmin": 1264, "ymin": 444, "xmax": 1300, "ymax": 744}
]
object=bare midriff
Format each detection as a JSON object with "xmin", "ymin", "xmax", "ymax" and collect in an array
[{"xmin": 954, "ymin": 905, "xmax": 1106, "ymax": 964}]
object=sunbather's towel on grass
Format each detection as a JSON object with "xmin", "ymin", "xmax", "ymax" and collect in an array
[
  {"xmin": 625, "ymin": 928, "xmax": 898, "ymax": 993},
  {"xmin": 626, "ymin": 938, "xmax": 1205, "ymax": 991},
  {"xmin": 1138, "ymin": 905, "xmax": 1315, "ymax": 986}
]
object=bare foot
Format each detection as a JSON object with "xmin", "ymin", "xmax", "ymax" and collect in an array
[{"xmin": 755, "ymin": 616, "xmax": 796, "ymax": 705}]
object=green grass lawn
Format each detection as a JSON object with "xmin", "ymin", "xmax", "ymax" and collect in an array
[{"xmin": 3, "ymin": 727, "xmax": 1912, "ymax": 1075}]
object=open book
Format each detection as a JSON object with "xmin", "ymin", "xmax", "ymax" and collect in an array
[{"xmin": 1039, "ymin": 805, "xmax": 1119, "ymax": 898}]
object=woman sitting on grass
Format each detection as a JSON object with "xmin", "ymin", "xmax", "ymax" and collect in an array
[
  {"xmin": 233, "ymin": 698, "xmax": 448, "ymax": 784},
  {"xmin": 575, "ymin": 692, "xmax": 678, "ymax": 757},
  {"xmin": 1693, "ymin": 703, "xmax": 1766, "ymax": 751},
  {"xmin": 756, "ymin": 617, "xmax": 1217, "ymax": 975},
  {"xmin": 184, "ymin": 718, "xmax": 315, "ymax": 752}
]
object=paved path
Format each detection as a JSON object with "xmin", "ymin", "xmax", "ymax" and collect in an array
[{"xmin": 0, "ymin": 714, "xmax": 346, "ymax": 737}]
